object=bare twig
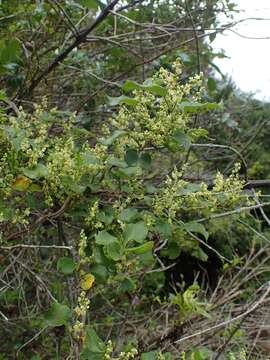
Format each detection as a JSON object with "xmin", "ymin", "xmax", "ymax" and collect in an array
[
  {"xmin": 197, "ymin": 202, "xmax": 270, "ymax": 223},
  {"xmin": 6, "ymin": 196, "xmax": 71, "ymax": 241},
  {"xmin": 252, "ymin": 190, "xmax": 270, "ymax": 226},
  {"xmin": 0, "ymin": 244, "xmax": 73, "ymax": 251},
  {"xmin": 16, "ymin": 327, "xmax": 47, "ymax": 356},
  {"xmin": 191, "ymin": 143, "xmax": 248, "ymax": 180},
  {"xmin": 175, "ymin": 282, "xmax": 270, "ymax": 344},
  {"xmin": 19, "ymin": 0, "xmax": 120, "ymax": 97}
]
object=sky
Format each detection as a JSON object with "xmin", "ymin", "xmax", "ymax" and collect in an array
[{"xmin": 213, "ymin": 0, "xmax": 270, "ymax": 101}]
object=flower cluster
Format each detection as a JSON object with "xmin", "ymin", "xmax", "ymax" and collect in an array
[
  {"xmin": 73, "ymin": 290, "xmax": 90, "ymax": 339},
  {"xmin": 103, "ymin": 341, "xmax": 138, "ymax": 360},
  {"xmin": 153, "ymin": 168, "xmax": 188, "ymax": 221},
  {"xmin": 73, "ymin": 231, "xmax": 93, "ymax": 339},
  {"xmin": 153, "ymin": 163, "xmax": 246, "ymax": 222},
  {"xmin": 213, "ymin": 162, "xmax": 246, "ymax": 206},
  {"xmin": 74, "ymin": 290, "xmax": 90, "ymax": 318},
  {"xmin": 108, "ymin": 60, "xmax": 204, "ymax": 152},
  {"xmin": 78, "ymin": 229, "xmax": 91, "ymax": 265},
  {"xmin": 85, "ymin": 200, "xmax": 103, "ymax": 229}
]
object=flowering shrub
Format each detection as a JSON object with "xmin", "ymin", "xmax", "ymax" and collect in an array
[{"xmin": 0, "ymin": 62, "xmax": 251, "ymax": 358}]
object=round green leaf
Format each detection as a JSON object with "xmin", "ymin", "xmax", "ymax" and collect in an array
[
  {"xmin": 124, "ymin": 221, "xmax": 148, "ymax": 243},
  {"xmin": 117, "ymin": 277, "xmax": 136, "ymax": 294},
  {"xmin": 95, "ymin": 230, "xmax": 117, "ymax": 245},
  {"xmin": 119, "ymin": 208, "xmax": 139, "ymax": 222},
  {"xmin": 124, "ymin": 149, "xmax": 138, "ymax": 166},
  {"xmin": 126, "ymin": 241, "xmax": 154, "ymax": 255},
  {"xmin": 21, "ymin": 163, "xmax": 48, "ymax": 180},
  {"xmin": 91, "ymin": 264, "xmax": 108, "ymax": 283},
  {"xmin": 57, "ymin": 257, "xmax": 76, "ymax": 275},
  {"xmin": 81, "ymin": 326, "xmax": 106, "ymax": 359},
  {"xmin": 104, "ymin": 241, "xmax": 123, "ymax": 261},
  {"xmin": 184, "ymin": 221, "xmax": 209, "ymax": 240},
  {"xmin": 139, "ymin": 152, "xmax": 152, "ymax": 169},
  {"xmin": 44, "ymin": 303, "xmax": 71, "ymax": 327}
]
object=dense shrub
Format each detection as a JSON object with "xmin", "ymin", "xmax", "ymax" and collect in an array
[{"xmin": 0, "ymin": 62, "xmax": 256, "ymax": 358}]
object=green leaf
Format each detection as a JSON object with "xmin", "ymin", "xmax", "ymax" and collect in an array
[
  {"xmin": 192, "ymin": 247, "xmax": 208, "ymax": 262},
  {"xmin": 122, "ymin": 80, "xmax": 167, "ymax": 96},
  {"xmin": 119, "ymin": 166, "xmax": 142, "ymax": 177},
  {"xmin": 99, "ymin": 130, "xmax": 126, "ymax": 146},
  {"xmin": 209, "ymin": 32, "xmax": 217, "ymax": 43},
  {"xmin": 207, "ymin": 77, "xmax": 217, "ymax": 92},
  {"xmin": 184, "ymin": 222, "xmax": 209, "ymax": 240},
  {"xmin": 96, "ymin": 207, "xmax": 115, "ymax": 225},
  {"xmin": 179, "ymin": 101, "xmax": 220, "ymax": 113},
  {"xmin": 124, "ymin": 221, "xmax": 148, "ymax": 243},
  {"xmin": 178, "ymin": 183, "xmax": 201, "ymax": 195},
  {"xmin": 161, "ymin": 242, "xmax": 181, "ymax": 260},
  {"xmin": 144, "ymin": 271, "xmax": 165, "ymax": 291},
  {"xmin": 28, "ymin": 183, "xmax": 42, "ymax": 192},
  {"xmin": 44, "ymin": 303, "xmax": 71, "ymax": 327},
  {"xmin": 0, "ymin": 202, "xmax": 12, "ymax": 221},
  {"xmin": 119, "ymin": 208, "xmax": 139, "ymax": 222},
  {"xmin": 68, "ymin": 183, "xmax": 86, "ymax": 194},
  {"xmin": 108, "ymin": 95, "xmax": 138, "ymax": 106},
  {"xmin": 0, "ymin": 39, "xmax": 21, "ymax": 67},
  {"xmin": 124, "ymin": 148, "xmax": 138, "ymax": 166},
  {"xmin": 93, "ymin": 246, "xmax": 113, "ymax": 266},
  {"xmin": 107, "ymin": 157, "xmax": 127, "ymax": 168},
  {"xmin": 81, "ymin": 326, "xmax": 106, "ymax": 360},
  {"xmin": 77, "ymin": 0, "xmax": 99, "ymax": 9},
  {"xmin": 209, "ymin": 60, "xmax": 225, "ymax": 79},
  {"xmin": 61, "ymin": 176, "xmax": 86, "ymax": 194},
  {"xmin": 145, "ymin": 183, "xmax": 157, "ymax": 194},
  {"xmin": 144, "ymin": 84, "xmax": 167, "ymax": 96},
  {"xmin": 117, "ymin": 277, "xmax": 136, "ymax": 294},
  {"xmin": 139, "ymin": 249, "xmax": 155, "ymax": 266},
  {"xmin": 104, "ymin": 240, "xmax": 123, "ymax": 261},
  {"xmin": 95, "ymin": 231, "xmax": 117, "ymax": 245},
  {"xmin": 21, "ymin": 163, "xmax": 48, "ymax": 180},
  {"xmin": 191, "ymin": 348, "xmax": 212, "ymax": 360},
  {"xmin": 126, "ymin": 241, "xmax": 154, "ymax": 255},
  {"xmin": 172, "ymin": 131, "xmax": 191, "ymax": 150},
  {"xmin": 0, "ymin": 90, "xmax": 7, "ymax": 101},
  {"xmin": 141, "ymin": 351, "xmax": 158, "ymax": 360},
  {"xmin": 81, "ymin": 151, "xmax": 98, "ymax": 165},
  {"xmin": 57, "ymin": 257, "xmax": 76, "ymax": 275},
  {"xmin": 113, "ymin": 166, "xmax": 142, "ymax": 179},
  {"xmin": 155, "ymin": 221, "xmax": 172, "ymax": 238},
  {"xmin": 122, "ymin": 80, "xmax": 140, "ymax": 92},
  {"xmin": 139, "ymin": 153, "xmax": 152, "ymax": 169},
  {"xmin": 163, "ymin": 353, "xmax": 173, "ymax": 360},
  {"xmin": 91, "ymin": 264, "xmax": 108, "ymax": 283}
]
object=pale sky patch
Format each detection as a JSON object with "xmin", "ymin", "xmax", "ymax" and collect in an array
[{"xmin": 213, "ymin": 0, "xmax": 270, "ymax": 101}]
